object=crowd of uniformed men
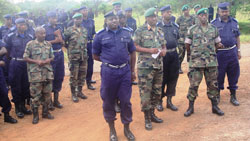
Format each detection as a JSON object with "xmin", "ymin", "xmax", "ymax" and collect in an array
[{"xmin": 0, "ymin": 1, "xmax": 241, "ymax": 141}]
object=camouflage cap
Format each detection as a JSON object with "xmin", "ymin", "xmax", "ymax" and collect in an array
[
  {"xmin": 72, "ymin": 13, "xmax": 83, "ymax": 19},
  {"xmin": 197, "ymin": 8, "xmax": 208, "ymax": 15},
  {"xmin": 182, "ymin": 4, "xmax": 190, "ymax": 11},
  {"xmin": 144, "ymin": 7, "xmax": 157, "ymax": 17},
  {"xmin": 194, "ymin": 4, "xmax": 201, "ymax": 9}
]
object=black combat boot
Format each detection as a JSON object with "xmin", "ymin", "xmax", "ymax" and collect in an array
[
  {"xmin": 53, "ymin": 92, "xmax": 63, "ymax": 109},
  {"xmin": 124, "ymin": 123, "xmax": 135, "ymax": 141},
  {"xmin": 156, "ymin": 100, "xmax": 164, "ymax": 112},
  {"xmin": 144, "ymin": 110, "xmax": 152, "ymax": 130},
  {"xmin": 4, "ymin": 113, "xmax": 18, "ymax": 124},
  {"xmin": 230, "ymin": 90, "xmax": 240, "ymax": 106},
  {"xmin": 114, "ymin": 99, "xmax": 121, "ymax": 113},
  {"xmin": 211, "ymin": 98, "xmax": 224, "ymax": 116},
  {"xmin": 184, "ymin": 100, "xmax": 194, "ymax": 117},
  {"xmin": 32, "ymin": 107, "xmax": 39, "ymax": 124},
  {"xmin": 150, "ymin": 108, "xmax": 163, "ymax": 123},
  {"xmin": 48, "ymin": 99, "xmax": 55, "ymax": 111},
  {"xmin": 42, "ymin": 105, "xmax": 54, "ymax": 119},
  {"xmin": 77, "ymin": 86, "xmax": 87, "ymax": 99},
  {"xmin": 71, "ymin": 86, "xmax": 79, "ymax": 103},
  {"xmin": 87, "ymin": 82, "xmax": 96, "ymax": 90},
  {"xmin": 108, "ymin": 121, "xmax": 118, "ymax": 141},
  {"xmin": 15, "ymin": 103, "xmax": 24, "ymax": 118},
  {"xmin": 167, "ymin": 96, "xmax": 178, "ymax": 111},
  {"xmin": 21, "ymin": 101, "xmax": 32, "ymax": 115}
]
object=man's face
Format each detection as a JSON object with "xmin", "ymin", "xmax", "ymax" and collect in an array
[
  {"xmin": 74, "ymin": 17, "xmax": 83, "ymax": 26},
  {"xmin": 183, "ymin": 9, "xmax": 190, "ymax": 15},
  {"xmin": 48, "ymin": 17, "xmax": 57, "ymax": 25},
  {"xmin": 106, "ymin": 16, "xmax": 119, "ymax": 30},
  {"xmin": 5, "ymin": 18, "xmax": 12, "ymax": 25},
  {"xmin": 16, "ymin": 23, "xmax": 27, "ymax": 32},
  {"xmin": 146, "ymin": 15, "xmax": 157, "ymax": 26},
  {"xmin": 36, "ymin": 28, "xmax": 46, "ymax": 42},
  {"xmin": 114, "ymin": 5, "xmax": 121, "ymax": 12},
  {"xmin": 125, "ymin": 11, "xmax": 132, "ymax": 17},
  {"xmin": 81, "ymin": 9, "xmax": 88, "ymax": 17},
  {"xmin": 198, "ymin": 13, "xmax": 208, "ymax": 24},
  {"xmin": 162, "ymin": 10, "xmax": 172, "ymax": 20},
  {"xmin": 219, "ymin": 9, "xmax": 229, "ymax": 20},
  {"xmin": 119, "ymin": 16, "xmax": 127, "ymax": 25}
]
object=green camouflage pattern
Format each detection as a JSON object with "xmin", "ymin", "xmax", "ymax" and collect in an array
[
  {"xmin": 30, "ymin": 81, "xmax": 52, "ymax": 108},
  {"xmin": 186, "ymin": 23, "xmax": 219, "ymax": 68},
  {"xmin": 64, "ymin": 26, "xmax": 88, "ymax": 61},
  {"xmin": 192, "ymin": 14, "xmax": 200, "ymax": 25},
  {"xmin": 134, "ymin": 24, "xmax": 166, "ymax": 69},
  {"xmin": 23, "ymin": 39, "xmax": 54, "ymax": 83},
  {"xmin": 178, "ymin": 43, "xmax": 186, "ymax": 64},
  {"xmin": 68, "ymin": 60, "xmax": 87, "ymax": 88},
  {"xmin": 187, "ymin": 67, "xmax": 219, "ymax": 101},
  {"xmin": 176, "ymin": 15, "xmax": 195, "ymax": 43}
]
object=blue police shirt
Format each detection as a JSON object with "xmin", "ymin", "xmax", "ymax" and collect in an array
[
  {"xmin": 43, "ymin": 23, "xmax": 64, "ymax": 50},
  {"xmin": 0, "ymin": 25, "xmax": 13, "ymax": 40},
  {"xmin": 92, "ymin": 27, "xmax": 136, "ymax": 65},
  {"xmin": 4, "ymin": 31, "xmax": 34, "ymax": 58},
  {"xmin": 211, "ymin": 17, "xmax": 240, "ymax": 47},
  {"xmin": 82, "ymin": 18, "xmax": 96, "ymax": 41},
  {"xmin": 157, "ymin": 21, "xmax": 179, "ymax": 49},
  {"xmin": 126, "ymin": 17, "xmax": 137, "ymax": 34}
]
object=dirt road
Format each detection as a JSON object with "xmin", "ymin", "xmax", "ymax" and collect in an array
[{"xmin": 0, "ymin": 44, "xmax": 250, "ymax": 141}]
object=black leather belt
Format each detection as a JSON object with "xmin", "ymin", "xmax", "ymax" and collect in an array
[{"xmin": 104, "ymin": 63, "xmax": 127, "ymax": 69}]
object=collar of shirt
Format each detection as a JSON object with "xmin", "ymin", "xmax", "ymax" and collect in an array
[
  {"xmin": 162, "ymin": 20, "xmax": 172, "ymax": 27},
  {"xmin": 105, "ymin": 26, "xmax": 121, "ymax": 33},
  {"xmin": 15, "ymin": 31, "xmax": 27, "ymax": 38},
  {"xmin": 147, "ymin": 24, "xmax": 156, "ymax": 31},
  {"xmin": 219, "ymin": 16, "xmax": 232, "ymax": 23}
]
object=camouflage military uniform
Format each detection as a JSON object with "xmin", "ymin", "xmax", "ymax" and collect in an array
[
  {"xmin": 177, "ymin": 15, "xmax": 195, "ymax": 64},
  {"xmin": 23, "ymin": 40, "xmax": 54, "ymax": 108},
  {"xmin": 192, "ymin": 14, "xmax": 199, "ymax": 25},
  {"xmin": 185, "ymin": 23, "xmax": 221, "ymax": 101},
  {"xmin": 134, "ymin": 24, "xmax": 166, "ymax": 111},
  {"xmin": 64, "ymin": 26, "xmax": 88, "ymax": 92}
]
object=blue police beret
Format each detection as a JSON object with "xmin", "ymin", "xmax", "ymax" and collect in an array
[
  {"xmin": 3, "ymin": 14, "xmax": 12, "ymax": 19},
  {"xmin": 117, "ymin": 10, "xmax": 125, "ymax": 17},
  {"xmin": 104, "ymin": 11, "xmax": 116, "ymax": 18},
  {"xmin": 125, "ymin": 8, "xmax": 132, "ymax": 11},
  {"xmin": 160, "ymin": 5, "xmax": 171, "ymax": 11},
  {"xmin": 218, "ymin": 2, "xmax": 230, "ymax": 10},
  {"xmin": 18, "ymin": 11, "xmax": 28, "ymax": 17},
  {"xmin": 15, "ymin": 18, "xmax": 26, "ymax": 24},
  {"xmin": 47, "ymin": 11, "xmax": 57, "ymax": 18},
  {"xmin": 78, "ymin": 6, "xmax": 87, "ymax": 11}
]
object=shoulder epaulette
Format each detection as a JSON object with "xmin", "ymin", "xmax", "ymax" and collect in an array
[{"xmin": 96, "ymin": 29, "xmax": 105, "ymax": 35}]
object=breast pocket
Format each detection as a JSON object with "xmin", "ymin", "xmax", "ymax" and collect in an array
[
  {"xmin": 143, "ymin": 35, "xmax": 154, "ymax": 47},
  {"xmin": 32, "ymin": 48, "xmax": 42, "ymax": 59},
  {"xmin": 192, "ymin": 34, "xmax": 202, "ymax": 47},
  {"xmin": 101, "ymin": 37, "xmax": 113, "ymax": 49}
]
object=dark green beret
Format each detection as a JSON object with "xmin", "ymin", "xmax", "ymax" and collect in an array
[
  {"xmin": 194, "ymin": 4, "xmax": 201, "ymax": 9},
  {"xmin": 72, "ymin": 13, "xmax": 83, "ymax": 19},
  {"xmin": 182, "ymin": 4, "xmax": 190, "ymax": 11},
  {"xmin": 197, "ymin": 8, "xmax": 208, "ymax": 15},
  {"xmin": 144, "ymin": 7, "xmax": 156, "ymax": 17},
  {"xmin": 112, "ymin": 1, "xmax": 121, "ymax": 6}
]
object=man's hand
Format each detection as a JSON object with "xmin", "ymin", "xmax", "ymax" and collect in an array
[
  {"xmin": 36, "ymin": 60, "xmax": 44, "ymax": 66},
  {"xmin": 216, "ymin": 43, "xmax": 224, "ymax": 49},
  {"xmin": 160, "ymin": 49, "xmax": 167, "ymax": 57},
  {"xmin": 238, "ymin": 51, "xmax": 241, "ymax": 60},
  {"xmin": 150, "ymin": 48, "xmax": 159, "ymax": 54},
  {"xmin": 0, "ymin": 61, "xmax": 5, "ymax": 66},
  {"xmin": 131, "ymin": 72, "xmax": 136, "ymax": 82}
]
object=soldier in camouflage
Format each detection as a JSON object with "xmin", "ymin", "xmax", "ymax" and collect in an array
[
  {"xmin": 177, "ymin": 5, "xmax": 195, "ymax": 74},
  {"xmin": 184, "ymin": 8, "xmax": 224, "ymax": 117},
  {"xmin": 64, "ymin": 13, "xmax": 88, "ymax": 103},
  {"xmin": 24, "ymin": 27, "xmax": 55, "ymax": 124},
  {"xmin": 134, "ymin": 7, "xmax": 166, "ymax": 130},
  {"xmin": 192, "ymin": 4, "xmax": 202, "ymax": 24}
]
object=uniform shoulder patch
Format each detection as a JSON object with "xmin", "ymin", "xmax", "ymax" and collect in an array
[
  {"xmin": 28, "ymin": 34, "xmax": 34, "ymax": 39},
  {"xmin": 210, "ymin": 19, "xmax": 217, "ymax": 24},
  {"xmin": 7, "ymin": 32, "xmax": 14, "ymax": 37},
  {"xmin": 122, "ymin": 27, "xmax": 132, "ymax": 32},
  {"xmin": 173, "ymin": 22, "xmax": 179, "ymax": 28}
]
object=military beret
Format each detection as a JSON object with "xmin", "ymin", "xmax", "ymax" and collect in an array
[
  {"xmin": 125, "ymin": 8, "xmax": 132, "ymax": 11},
  {"xmin": 78, "ymin": 6, "xmax": 87, "ymax": 11},
  {"xmin": 3, "ymin": 14, "xmax": 12, "ymax": 19},
  {"xmin": 117, "ymin": 10, "xmax": 125, "ymax": 17},
  {"xmin": 104, "ymin": 11, "xmax": 116, "ymax": 18},
  {"xmin": 18, "ymin": 11, "xmax": 28, "ymax": 17},
  {"xmin": 194, "ymin": 4, "xmax": 201, "ymax": 9},
  {"xmin": 218, "ymin": 2, "xmax": 230, "ymax": 10},
  {"xmin": 47, "ymin": 11, "xmax": 57, "ymax": 18},
  {"xmin": 182, "ymin": 4, "xmax": 190, "ymax": 11},
  {"xmin": 144, "ymin": 7, "xmax": 157, "ymax": 17},
  {"xmin": 160, "ymin": 5, "xmax": 171, "ymax": 11},
  {"xmin": 72, "ymin": 13, "xmax": 83, "ymax": 19},
  {"xmin": 15, "ymin": 18, "xmax": 26, "ymax": 24},
  {"xmin": 197, "ymin": 8, "xmax": 208, "ymax": 15},
  {"xmin": 112, "ymin": 1, "xmax": 121, "ymax": 6}
]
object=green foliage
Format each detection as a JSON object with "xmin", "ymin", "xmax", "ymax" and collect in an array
[{"xmin": 0, "ymin": 0, "xmax": 19, "ymax": 23}]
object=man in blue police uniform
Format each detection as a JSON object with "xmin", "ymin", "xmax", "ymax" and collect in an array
[
  {"xmin": 92, "ymin": 11, "xmax": 136, "ymax": 141},
  {"xmin": 79, "ymin": 6, "xmax": 97, "ymax": 90},
  {"xmin": 17, "ymin": 11, "xmax": 35, "ymax": 36},
  {"xmin": 156, "ymin": 5, "xmax": 180, "ymax": 112},
  {"xmin": 0, "ymin": 14, "xmax": 13, "ymax": 40},
  {"xmin": 125, "ymin": 8, "xmax": 137, "ymax": 35},
  {"xmin": 211, "ymin": 2, "xmax": 241, "ymax": 106},
  {"xmin": 43, "ymin": 11, "xmax": 65, "ymax": 110},
  {"xmin": 0, "ymin": 40, "xmax": 18, "ymax": 124},
  {"xmin": 4, "ymin": 18, "xmax": 33, "ymax": 118}
]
